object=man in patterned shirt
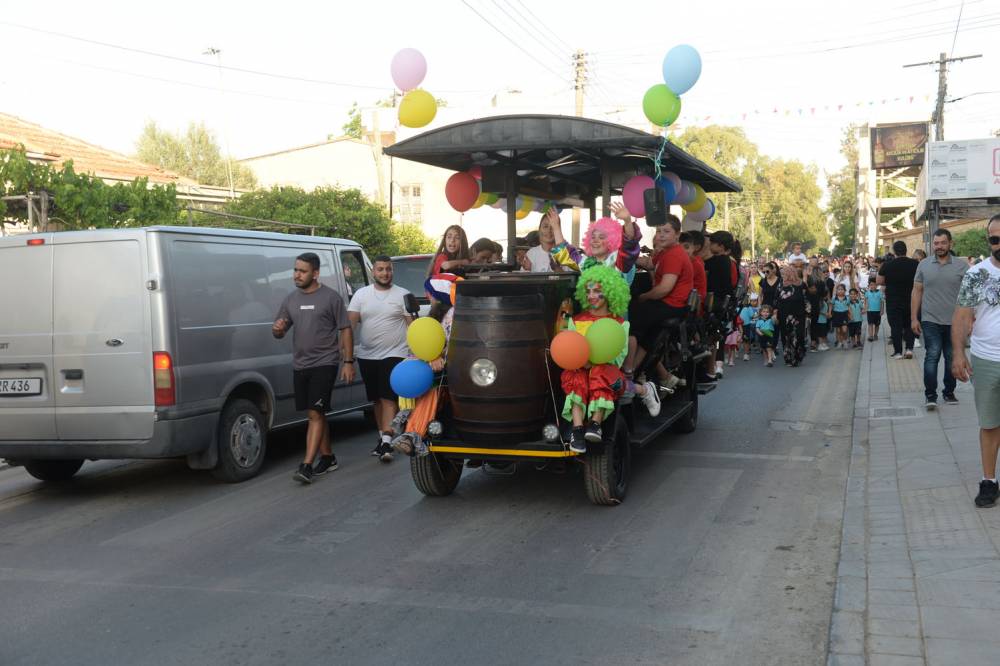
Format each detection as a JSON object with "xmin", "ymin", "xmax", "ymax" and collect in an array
[{"xmin": 953, "ymin": 214, "xmax": 1000, "ymax": 507}]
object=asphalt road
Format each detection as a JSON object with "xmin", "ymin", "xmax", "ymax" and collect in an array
[{"xmin": 0, "ymin": 349, "xmax": 860, "ymax": 666}]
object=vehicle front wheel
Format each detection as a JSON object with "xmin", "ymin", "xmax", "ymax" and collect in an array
[
  {"xmin": 669, "ymin": 361, "xmax": 699, "ymax": 434},
  {"xmin": 23, "ymin": 459, "xmax": 84, "ymax": 482},
  {"xmin": 583, "ymin": 417, "xmax": 630, "ymax": 505},
  {"xmin": 212, "ymin": 398, "xmax": 267, "ymax": 483},
  {"xmin": 411, "ymin": 453, "xmax": 463, "ymax": 496}
]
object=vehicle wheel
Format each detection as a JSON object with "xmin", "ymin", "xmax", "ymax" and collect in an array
[
  {"xmin": 670, "ymin": 361, "xmax": 699, "ymax": 434},
  {"xmin": 410, "ymin": 453, "xmax": 463, "ymax": 496},
  {"xmin": 583, "ymin": 418, "xmax": 630, "ymax": 505},
  {"xmin": 22, "ymin": 459, "xmax": 84, "ymax": 482},
  {"xmin": 211, "ymin": 398, "xmax": 267, "ymax": 483}
]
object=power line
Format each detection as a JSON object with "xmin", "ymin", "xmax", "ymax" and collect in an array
[
  {"xmin": 950, "ymin": 0, "xmax": 966, "ymax": 56},
  {"xmin": 492, "ymin": 0, "xmax": 568, "ymax": 65},
  {"xmin": 512, "ymin": 0, "xmax": 573, "ymax": 53},
  {"xmin": 459, "ymin": 0, "xmax": 570, "ymax": 83}
]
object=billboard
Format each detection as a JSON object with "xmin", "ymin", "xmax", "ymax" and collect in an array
[
  {"xmin": 870, "ymin": 122, "xmax": 929, "ymax": 170},
  {"xmin": 925, "ymin": 138, "xmax": 1000, "ymax": 200}
]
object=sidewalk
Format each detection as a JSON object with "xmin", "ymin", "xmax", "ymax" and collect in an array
[{"xmin": 829, "ymin": 334, "xmax": 996, "ymax": 665}]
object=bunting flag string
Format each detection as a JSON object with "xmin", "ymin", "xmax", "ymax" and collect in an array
[{"xmin": 679, "ymin": 94, "xmax": 933, "ymax": 126}]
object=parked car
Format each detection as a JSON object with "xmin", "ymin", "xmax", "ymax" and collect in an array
[
  {"xmin": 390, "ymin": 253, "xmax": 433, "ymax": 316},
  {"xmin": 0, "ymin": 226, "xmax": 373, "ymax": 482}
]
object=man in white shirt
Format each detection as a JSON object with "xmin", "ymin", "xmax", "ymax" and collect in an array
[
  {"xmin": 953, "ymin": 215, "xmax": 1000, "ymax": 507},
  {"xmin": 348, "ymin": 255, "xmax": 413, "ymax": 462}
]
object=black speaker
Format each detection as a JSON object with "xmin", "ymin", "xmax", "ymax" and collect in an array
[{"xmin": 643, "ymin": 186, "xmax": 667, "ymax": 226}]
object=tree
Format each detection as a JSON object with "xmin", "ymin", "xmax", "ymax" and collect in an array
[
  {"xmin": 135, "ymin": 121, "xmax": 257, "ymax": 189},
  {"xmin": 0, "ymin": 147, "xmax": 178, "ymax": 230},
  {"xmin": 952, "ymin": 228, "xmax": 989, "ymax": 259},
  {"xmin": 826, "ymin": 124, "xmax": 860, "ymax": 253},
  {"xmin": 341, "ymin": 102, "xmax": 362, "ymax": 139},
  {"xmin": 214, "ymin": 185, "xmax": 434, "ymax": 257}
]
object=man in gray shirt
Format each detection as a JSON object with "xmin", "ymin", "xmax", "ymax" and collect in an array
[
  {"xmin": 273, "ymin": 252, "xmax": 355, "ymax": 484},
  {"xmin": 911, "ymin": 229, "xmax": 968, "ymax": 410}
]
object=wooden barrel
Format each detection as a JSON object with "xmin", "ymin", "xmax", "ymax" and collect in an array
[{"xmin": 447, "ymin": 291, "xmax": 551, "ymax": 444}]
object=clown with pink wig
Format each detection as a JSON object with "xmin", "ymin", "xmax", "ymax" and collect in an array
[{"xmin": 546, "ymin": 202, "xmax": 642, "ymax": 285}]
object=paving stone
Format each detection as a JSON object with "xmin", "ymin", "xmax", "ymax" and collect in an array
[
  {"xmin": 868, "ymin": 635, "xmax": 924, "ymax": 657},
  {"xmin": 926, "ymin": 637, "xmax": 1000, "ymax": 663},
  {"xmin": 827, "ymin": 655, "xmax": 865, "ymax": 666},
  {"xmin": 916, "ymin": 578, "xmax": 1000, "ymax": 610},
  {"xmin": 868, "ymin": 576, "xmax": 915, "ymax": 592},
  {"xmin": 869, "ymin": 561, "xmax": 915, "ymax": 578},
  {"xmin": 868, "ymin": 655, "xmax": 926, "ymax": 666},
  {"xmin": 868, "ymin": 604, "xmax": 920, "ymax": 621},
  {"xmin": 921, "ymin": 604, "xmax": 1000, "ymax": 642},
  {"xmin": 835, "ymin": 576, "xmax": 866, "ymax": 612},
  {"xmin": 868, "ymin": 617, "xmax": 922, "ymax": 639},
  {"xmin": 869, "ymin": 588, "xmax": 918, "ymax": 606},
  {"xmin": 830, "ymin": 610, "xmax": 864, "ymax": 655}
]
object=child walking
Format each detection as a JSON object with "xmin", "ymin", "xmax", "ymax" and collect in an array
[
  {"xmin": 865, "ymin": 279, "xmax": 884, "ymax": 341},
  {"xmin": 755, "ymin": 303, "xmax": 777, "ymax": 367},
  {"xmin": 831, "ymin": 284, "xmax": 850, "ymax": 349},
  {"xmin": 560, "ymin": 265, "xmax": 659, "ymax": 453},
  {"xmin": 724, "ymin": 318, "xmax": 742, "ymax": 367},
  {"xmin": 848, "ymin": 288, "xmax": 864, "ymax": 349},
  {"xmin": 815, "ymin": 295, "xmax": 831, "ymax": 351},
  {"xmin": 738, "ymin": 297, "xmax": 759, "ymax": 361}
]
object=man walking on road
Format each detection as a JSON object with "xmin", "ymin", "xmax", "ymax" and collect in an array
[
  {"xmin": 953, "ymin": 215, "xmax": 1000, "ymax": 507},
  {"xmin": 878, "ymin": 240, "xmax": 919, "ymax": 360},
  {"xmin": 273, "ymin": 252, "xmax": 355, "ymax": 484},
  {"xmin": 347, "ymin": 255, "xmax": 413, "ymax": 463},
  {"xmin": 912, "ymin": 229, "xmax": 968, "ymax": 411}
]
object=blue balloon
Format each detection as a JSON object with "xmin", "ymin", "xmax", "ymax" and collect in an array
[
  {"xmin": 390, "ymin": 359, "xmax": 434, "ymax": 399},
  {"xmin": 655, "ymin": 176, "xmax": 676, "ymax": 204},
  {"xmin": 706, "ymin": 199, "xmax": 716, "ymax": 220},
  {"xmin": 662, "ymin": 45, "xmax": 702, "ymax": 96}
]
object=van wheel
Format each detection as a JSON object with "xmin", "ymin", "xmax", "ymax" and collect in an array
[
  {"xmin": 23, "ymin": 459, "xmax": 84, "ymax": 482},
  {"xmin": 212, "ymin": 399, "xmax": 267, "ymax": 483},
  {"xmin": 583, "ymin": 418, "xmax": 630, "ymax": 505},
  {"xmin": 410, "ymin": 453, "xmax": 462, "ymax": 496},
  {"xmin": 669, "ymin": 362, "xmax": 699, "ymax": 434}
]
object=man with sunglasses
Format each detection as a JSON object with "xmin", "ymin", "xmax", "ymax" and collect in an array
[{"xmin": 953, "ymin": 215, "xmax": 1000, "ymax": 507}]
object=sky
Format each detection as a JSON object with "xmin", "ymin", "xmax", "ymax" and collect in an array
[{"xmin": 1, "ymin": 0, "xmax": 998, "ymax": 185}]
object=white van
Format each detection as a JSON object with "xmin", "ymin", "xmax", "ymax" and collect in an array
[{"xmin": 0, "ymin": 226, "xmax": 373, "ymax": 482}]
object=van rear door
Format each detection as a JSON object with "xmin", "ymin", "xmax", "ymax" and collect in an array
[
  {"xmin": 0, "ymin": 236, "xmax": 57, "ymax": 439},
  {"xmin": 52, "ymin": 235, "xmax": 154, "ymax": 440}
]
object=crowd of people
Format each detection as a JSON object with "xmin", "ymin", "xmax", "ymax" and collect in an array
[{"xmin": 269, "ymin": 206, "xmax": 1000, "ymax": 510}]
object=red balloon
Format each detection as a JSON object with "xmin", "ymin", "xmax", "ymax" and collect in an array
[
  {"xmin": 550, "ymin": 330, "xmax": 590, "ymax": 370},
  {"xmin": 445, "ymin": 172, "xmax": 480, "ymax": 212},
  {"xmin": 467, "ymin": 165, "xmax": 482, "ymax": 180}
]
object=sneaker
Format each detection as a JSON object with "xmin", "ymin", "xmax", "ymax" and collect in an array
[
  {"xmin": 293, "ymin": 463, "xmax": 313, "ymax": 484},
  {"xmin": 313, "ymin": 454, "xmax": 339, "ymax": 475},
  {"xmin": 809, "ymin": 347, "xmax": 819, "ymax": 353},
  {"xmin": 743, "ymin": 353, "xmax": 750, "ymax": 362},
  {"xmin": 661, "ymin": 374, "xmax": 681, "ymax": 392},
  {"xmin": 942, "ymin": 394, "xmax": 959, "ymax": 405},
  {"xmin": 378, "ymin": 440, "xmax": 394, "ymax": 463},
  {"xmin": 904, "ymin": 350, "xmax": 914, "ymax": 359},
  {"xmin": 584, "ymin": 421, "xmax": 603, "ymax": 443},
  {"xmin": 914, "ymin": 339, "xmax": 921, "ymax": 348},
  {"xmin": 818, "ymin": 343, "xmax": 830, "ymax": 351},
  {"xmin": 696, "ymin": 370, "xmax": 718, "ymax": 383},
  {"xmin": 766, "ymin": 361, "xmax": 774, "ymax": 367},
  {"xmin": 975, "ymin": 480, "xmax": 999, "ymax": 508},
  {"xmin": 890, "ymin": 353, "xmax": 904, "ymax": 360},
  {"xmin": 924, "ymin": 400, "xmax": 937, "ymax": 412},
  {"xmin": 715, "ymin": 363, "xmax": 725, "ymax": 378},
  {"xmin": 370, "ymin": 437, "xmax": 382, "ymax": 457},
  {"xmin": 867, "ymin": 336, "xmax": 874, "ymax": 342},
  {"xmin": 641, "ymin": 381, "xmax": 661, "ymax": 417},
  {"xmin": 569, "ymin": 427, "xmax": 587, "ymax": 454}
]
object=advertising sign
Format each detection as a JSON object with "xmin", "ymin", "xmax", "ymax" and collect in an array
[
  {"xmin": 870, "ymin": 122, "xmax": 929, "ymax": 170},
  {"xmin": 924, "ymin": 138, "xmax": 1000, "ymax": 200}
]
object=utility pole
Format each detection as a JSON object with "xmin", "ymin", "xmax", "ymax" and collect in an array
[
  {"xmin": 903, "ymin": 52, "xmax": 982, "ymax": 142},
  {"xmin": 903, "ymin": 51, "xmax": 981, "ymax": 241},
  {"xmin": 723, "ymin": 192, "xmax": 729, "ymax": 231},
  {"xmin": 571, "ymin": 50, "xmax": 586, "ymax": 245},
  {"xmin": 204, "ymin": 47, "xmax": 236, "ymax": 199}
]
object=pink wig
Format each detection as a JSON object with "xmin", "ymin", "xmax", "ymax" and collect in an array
[{"xmin": 582, "ymin": 217, "xmax": 623, "ymax": 256}]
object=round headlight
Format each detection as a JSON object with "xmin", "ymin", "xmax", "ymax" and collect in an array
[
  {"xmin": 427, "ymin": 420, "xmax": 443, "ymax": 437},
  {"xmin": 470, "ymin": 358, "xmax": 498, "ymax": 387},
  {"xmin": 542, "ymin": 424, "xmax": 560, "ymax": 442}
]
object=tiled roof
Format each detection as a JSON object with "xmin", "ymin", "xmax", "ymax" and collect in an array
[{"xmin": 0, "ymin": 113, "xmax": 193, "ymax": 185}]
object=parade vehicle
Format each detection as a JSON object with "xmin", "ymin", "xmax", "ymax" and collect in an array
[{"xmin": 384, "ymin": 114, "xmax": 741, "ymax": 504}]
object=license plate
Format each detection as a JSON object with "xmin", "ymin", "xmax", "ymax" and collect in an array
[{"xmin": 0, "ymin": 378, "xmax": 42, "ymax": 396}]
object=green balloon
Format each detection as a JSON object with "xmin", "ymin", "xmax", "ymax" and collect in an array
[
  {"xmin": 484, "ymin": 192, "xmax": 499, "ymax": 205},
  {"xmin": 585, "ymin": 318, "xmax": 627, "ymax": 365},
  {"xmin": 642, "ymin": 84, "xmax": 682, "ymax": 127}
]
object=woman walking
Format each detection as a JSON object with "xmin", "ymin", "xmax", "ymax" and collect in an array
[{"xmin": 776, "ymin": 264, "xmax": 808, "ymax": 367}]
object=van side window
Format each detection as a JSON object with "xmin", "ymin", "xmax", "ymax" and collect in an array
[{"xmin": 340, "ymin": 250, "xmax": 368, "ymax": 299}]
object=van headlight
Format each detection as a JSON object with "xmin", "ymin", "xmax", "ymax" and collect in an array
[{"xmin": 470, "ymin": 358, "xmax": 497, "ymax": 387}]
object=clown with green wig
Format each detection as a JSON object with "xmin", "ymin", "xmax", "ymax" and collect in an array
[{"xmin": 561, "ymin": 265, "xmax": 662, "ymax": 453}]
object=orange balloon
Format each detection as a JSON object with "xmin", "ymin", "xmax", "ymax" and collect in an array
[{"xmin": 550, "ymin": 330, "xmax": 590, "ymax": 370}]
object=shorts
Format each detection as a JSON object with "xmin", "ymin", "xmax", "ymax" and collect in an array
[
  {"xmin": 815, "ymin": 322, "xmax": 829, "ymax": 337},
  {"xmin": 358, "ymin": 357, "xmax": 404, "ymax": 402},
  {"xmin": 759, "ymin": 335, "xmax": 775, "ymax": 349},
  {"xmin": 867, "ymin": 311, "xmax": 882, "ymax": 325},
  {"xmin": 743, "ymin": 329, "xmax": 756, "ymax": 343},
  {"xmin": 848, "ymin": 321, "xmax": 862, "ymax": 337},
  {"xmin": 831, "ymin": 311, "xmax": 848, "ymax": 328},
  {"xmin": 971, "ymin": 354, "xmax": 1000, "ymax": 429},
  {"xmin": 293, "ymin": 365, "xmax": 338, "ymax": 412}
]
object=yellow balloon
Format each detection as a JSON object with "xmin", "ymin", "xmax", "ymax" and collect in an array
[
  {"xmin": 471, "ymin": 191, "xmax": 488, "ymax": 209},
  {"xmin": 398, "ymin": 89, "xmax": 437, "ymax": 128},
  {"xmin": 406, "ymin": 317, "xmax": 446, "ymax": 362},
  {"xmin": 518, "ymin": 196, "xmax": 535, "ymax": 214},
  {"xmin": 515, "ymin": 207, "xmax": 530, "ymax": 220},
  {"xmin": 682, "ymin": 184, "xmax": 707, "ymax": 212}
]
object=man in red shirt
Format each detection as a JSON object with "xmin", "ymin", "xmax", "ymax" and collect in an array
[
  {"xmin": 680, "ymin": 230, "xmax": 707, "ymax": 314},
  {"xmin": 624, "ymin": 215, "xmax": 693, "ymax": 386}
]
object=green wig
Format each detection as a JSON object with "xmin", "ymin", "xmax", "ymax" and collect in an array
[{"xmin": 575, "ymin": 264, "xmax": 630, "ymax": 317}]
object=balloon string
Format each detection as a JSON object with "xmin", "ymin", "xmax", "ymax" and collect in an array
[{"xmin": 652, "ymin": 134, "xmax": 668, "ymax": 181}]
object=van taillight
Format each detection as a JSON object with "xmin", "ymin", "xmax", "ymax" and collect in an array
[
  {"xmin": 153, "ymin": 352, "xmax": 175, "ymax": 406},
  {"xmin": 27, "ymin": 238, "xmax": 44, "ymax": 246}
]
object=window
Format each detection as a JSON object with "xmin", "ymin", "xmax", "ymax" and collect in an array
[
  {"xmin": 411, "ymin": 185, "xmax": 421, "ymax": 198},
  {"xmin": 340, "ymin": 249, "xmax": 368, "ymax": 299},
  {"xmin": 396, "ymin": 182, "xmax": 424, "ymax": 225}
]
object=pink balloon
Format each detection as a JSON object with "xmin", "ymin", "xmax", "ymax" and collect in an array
[
  {"xmin": 661, "ymin": 171, "xmax": 682, "ymax": 196},
  {"xmin": 622, "ymin": 175, "xmax": 655, "ymax": 218},
  {"xmin": 391, "ymin": 48, "xmax": 427, "ymax": 92}
]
